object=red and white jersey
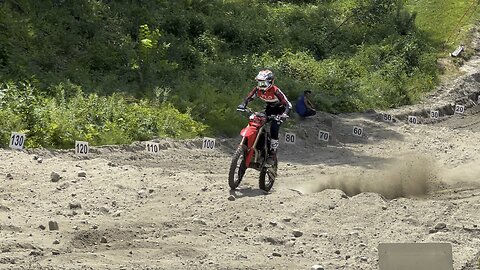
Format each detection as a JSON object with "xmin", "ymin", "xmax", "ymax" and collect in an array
[{"xmin": 244, "ymin": 85, "xmax": 292, "ymax": 112}]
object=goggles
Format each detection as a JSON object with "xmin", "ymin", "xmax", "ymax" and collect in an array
[{"xmin": 257, "ymin": 80, "xmax": 271, "ymax": 89}]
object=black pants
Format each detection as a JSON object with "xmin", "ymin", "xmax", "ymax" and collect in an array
[
  {"xmin": 303, "ymin": 109, "xmax": 316, "ymax": 117},
  {"xmin": 265, "ymin": 105, "xmax": 285, "ymax": 140}
]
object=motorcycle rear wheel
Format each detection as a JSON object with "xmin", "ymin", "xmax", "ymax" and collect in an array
[
  {"xmin": 228, "ymin": 145, "xmax": 247, "ymax": 190},
  {"xmin": 259, "ymin": 159, "xmax": 277, "ymax": 192}
]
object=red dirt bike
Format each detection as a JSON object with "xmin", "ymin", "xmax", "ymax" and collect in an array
[{"xmin": 228, "ymin": 107, "xmax": 284, "ymax": 192}]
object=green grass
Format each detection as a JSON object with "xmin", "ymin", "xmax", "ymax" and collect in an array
[{"xmin": 405, "ymin": 0, "xmax": 480, "ymax": 49}]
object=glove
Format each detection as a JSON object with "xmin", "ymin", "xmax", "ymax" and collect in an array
[{"xmin": 279, "ymin": 113, "xmax": 289, "ymax": 121}]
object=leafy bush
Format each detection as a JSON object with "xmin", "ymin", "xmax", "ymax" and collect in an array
[{"xmin": 0, "ymin": 82, "xmax": 206, "ymax": 148}]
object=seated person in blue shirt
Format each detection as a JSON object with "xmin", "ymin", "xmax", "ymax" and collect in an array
[{"xmin": 295, "ymin": 90, "xmax": 316, "ymax": 118}]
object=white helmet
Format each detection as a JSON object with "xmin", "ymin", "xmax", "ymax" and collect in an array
[{"xmin": 255, "ymin": 69, "xmax": 274, "ymax": 91}]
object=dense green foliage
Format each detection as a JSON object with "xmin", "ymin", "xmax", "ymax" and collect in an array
[
  {"xmin": 0, "ymin": 0, "xmax": 465, "ymax": 147},
  {"xmin": 405, "ymin": 0, "xmax": 480, "ymax": 48},
  {"xmin": 0, "ymin": 81, "xmax": 206, "ymax": 148}
]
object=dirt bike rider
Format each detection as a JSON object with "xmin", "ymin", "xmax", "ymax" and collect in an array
[{"xmin": 237, "ymin": 69, "xmax": 292, "ymax": 167}]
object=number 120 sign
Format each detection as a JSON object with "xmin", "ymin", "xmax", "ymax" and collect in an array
[{"xmin": 75, "ymin": 141, "xmax": 89, "ymax": 155}]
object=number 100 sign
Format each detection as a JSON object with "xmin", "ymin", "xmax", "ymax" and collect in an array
[{"xmin": 202, "ymin": 137, "xmax": 216, "ymax": 150}]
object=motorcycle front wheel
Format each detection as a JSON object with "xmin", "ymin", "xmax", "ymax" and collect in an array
[
  {"xmin": 228, "ymin": 145, "xmax": 247, "ymax": 190},
  {"xmin": 259, "ymin": 159, "xmax": 277, "ymax": 192}
]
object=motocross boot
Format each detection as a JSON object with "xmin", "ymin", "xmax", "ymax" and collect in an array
[{"xmin": 265, "ymin": 139, "xmax": 279, "ymax": 167}]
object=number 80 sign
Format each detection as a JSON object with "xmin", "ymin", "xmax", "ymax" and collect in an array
[{"xmin": 285, "ymin": 133, "xmax": 296, "ymax": 144}]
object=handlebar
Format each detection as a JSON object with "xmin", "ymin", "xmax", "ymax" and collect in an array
[{"xmin": 237, "ymin": 106, "xmax": 288, "ymax": 122}]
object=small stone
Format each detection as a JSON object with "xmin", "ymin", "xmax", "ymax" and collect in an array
[
  {"xmin": 345, "ymin": 255, "xmax": 351, "ymax": 260},
  {"xmin": 77, "ymin": 171, "xmax": 87, "ymax": 178},
  {"xmin": 429, "ymin": 229, "xmax": 437, "ymax": 234},
  {"xmin": 269, "ymin": 221, "xmax": 277, "ymax": 226},
  {"xmin": 360, "ymin": 256, "xmax": 368, "ymax": 262},
  {"xmin": 99, "ymin": 207, "xmax": 110, "ymax": 214},
  {"xmin": 334, "ymin": 250, "xmax": 341, "ymax": 255},
  {"xmin": 282, "ymin": 217, "xmax": 292, "ymax": 222},
  {"xmin": 38, "ymin": 225, "xmax": 46, "ymax": 230},
  {"xmin": 292, "ymin": 229, "xmax": 303, "ymax": 237},
  {"xmin": 311, "ymin": 265, "xmax": 324, "ymax": 270},
  {"xmin": 382, "ymin": 206, "xmax": 388, "ymax": 210},
  {"xmin": 50, "ymin": 172, "xmax": 61, "ymax": 182},
  {"xmin": 52, "ymin": 250, "xmax": 60, "ymax": 255},
  {"xmin": 272, "ymin": 252, "xmax": 282, "ymax": 257},
  {"xmin": 243, "ymin": 226, "xmax": 249, "ymax": 232},
  {"xmin": 37, "ymin": 158, "xmax": 43, "ymax": 163},
  {"xmin": 53, "ymin": 239, "xmax": 60, "ymax": 245},
  {"xmin": 69, "ymin": 202, "xmax": 82, "ymax": 209},
  {"xmin": 201, "ymin": 187, "xmax": 208, "ymax": 192},
  {"xmin": 434, "ymin": 222, "xmax": 447, "ymax": 230},
  {"xmin": 6, "ymin": 173, "xmax": 13, "ymax": 180},
  {"xmin": 228, "ymin": 195, "xmax": 236, "ymax": 201},
  {"xmin": 48, "ymin": 221, "xmax": 59, "ymax": 231},
  {"xmin": 100, "ymin": 236, "xmax": 108, "ymax": 243},
  {"xmin": 328, "ymin": 205, "xmax": 336, "ymax": 210},
  {"xmin": 193, "ymin": 218, "xmax": 207, "ymax": 225},
  {"xmin": 113, "ymin": 211, "xmax": 122, "ymax": 217}
]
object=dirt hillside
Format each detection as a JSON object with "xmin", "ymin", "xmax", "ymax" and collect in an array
[{"xmin": 2, "ymin": 35, "xmax": 480, "ymax": 270}]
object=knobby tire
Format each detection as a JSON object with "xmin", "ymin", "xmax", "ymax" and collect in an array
[{"xmin": 228, "ymin": 145, "xmax": 247, "ymax": 190}]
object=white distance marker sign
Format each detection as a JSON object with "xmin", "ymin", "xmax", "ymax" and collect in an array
[
  {"xmin": 408, "ymin": 116, "xmax": 418, "ymax": 125},
  {"xmin": 75, "ymin": 141, "xmax": 89, "ymax": 156},
  {"xmin": 318, "ymin": 130, "xmax": 330, "ymax": 142},
  {"xmin": 9, "ymin": 132, "xmax": 26, "ymax": 150},
  {"xmin": 352, "ymin": 126, "xmax": 364, "ymax": 137},
  {"xmin": 285, "ymin": 133, "xmax": 296, "ymax": 144},
  {"xmin": 383, "ymin": 114, "xmax": 393, "ymax": 122},
  {"xmin": 202, "ymin": 137, "xmax": 216, "ymax": 150},
  {"xmin": 430, "ymin": 110, "xmax": 439, "ymax": 119},
  {"xmin": 146, "ymin": 142, "xmax": 160, "ymax": 153},
  {"xmin": 454, "ymin": 104, "xmax": 465, "ymax": 114}
]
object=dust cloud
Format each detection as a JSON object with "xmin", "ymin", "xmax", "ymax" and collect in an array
[
  {"xmin": 297, "ymin": 155, "xmax": 438, "ymax": 199},
  {"xmin": 297, "ymin": 154, "xmax": 480, "ymax": 199},
  {"xmin": 440, "ymin": 162, "xmax": 480, "ymax": 186}
]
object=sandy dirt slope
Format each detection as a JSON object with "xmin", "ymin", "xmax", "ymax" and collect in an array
[{"xmin": 2, "ymin": 36, "xmax": 480, "ymax": 270}]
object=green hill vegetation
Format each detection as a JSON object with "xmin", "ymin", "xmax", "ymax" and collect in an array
[{"xmin": 0, "ymin": 0, "xmax": 479, "ymax": 148}]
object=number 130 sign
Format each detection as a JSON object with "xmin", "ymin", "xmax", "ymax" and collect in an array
[{"xmin": 9, "ymin": 132, "xmax": 26, "ymax": 150}]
